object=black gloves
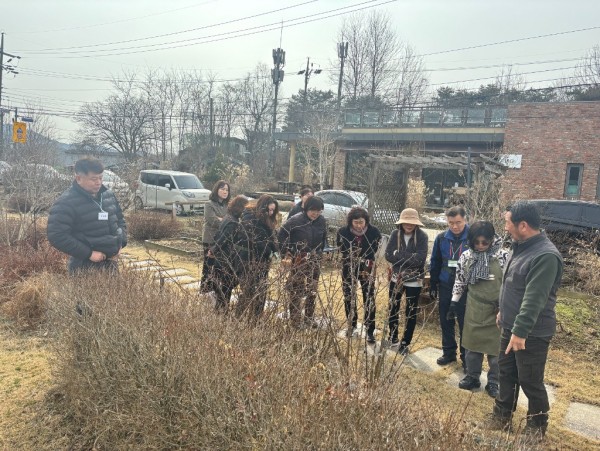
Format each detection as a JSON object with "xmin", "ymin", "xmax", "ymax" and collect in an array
[
  {"xmin": 429, "ymin": 282, "xmax": 438, "ymax": 300},
  {"xmin": 446, "ymin": 302, "xmax": 457, "ymax": 321}
]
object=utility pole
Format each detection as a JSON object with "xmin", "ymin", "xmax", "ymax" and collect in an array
[
  {"xmin": 336, "ymin": 42, "xmax": 348, "ymax": 111},
  {"xmin": 0, "ymin": 33, "xmax": 21, "ymax": 158},
  {"xmin": 271, "ymin": 48, "xmax": 285, "ymax": 133},
  {"xmin": 298, "ymin": 57, "xmax": 322, "ymax": 128}
]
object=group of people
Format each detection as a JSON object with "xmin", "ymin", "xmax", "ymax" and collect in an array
[{"xmin": 47, "ymin": 157, "xmax": 563, "ymax": 438}]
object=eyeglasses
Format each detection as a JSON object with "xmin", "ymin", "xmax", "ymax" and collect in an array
[{"xmin": 474, "ymin": 239, "xmax": 490, "ymax": 246}]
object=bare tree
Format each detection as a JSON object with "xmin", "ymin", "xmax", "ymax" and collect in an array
[
  {"xmin": 574, "ymin": 44, "xmax": 600, "ymax": 85},
  {"xmin": 391, "ymin": 43, "xmax": 429, "ymax": 109},
  {"xmin": 365, "ymin": 10, "xmax": 400, "ymax": 99},
  {"xmin": 338, "ymin": 15, "xmax": 369, "ymax": 101},
  {"xmin": 298, "ymin": 111, "xmax": 339, "ymax": 189},
  {"xmin": 77, "ymin": 75, "xmax": 154, "ymax": 161},
  {"xmin": 237, "ymin": 63, "xmax": 273, "ymax": 172}
]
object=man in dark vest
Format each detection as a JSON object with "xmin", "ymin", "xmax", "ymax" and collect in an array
[
  {"xmin": 48, "ymin": 157, "xmax": 127, "ymax": 274},
  {"xmin": 492, "ymin": 201, "xmax": 563, "ymax": 438}
]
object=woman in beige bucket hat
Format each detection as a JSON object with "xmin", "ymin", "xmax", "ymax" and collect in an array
[{"xmin": 384, "ymin": 208, "xmax": 429, "ymax": 354}]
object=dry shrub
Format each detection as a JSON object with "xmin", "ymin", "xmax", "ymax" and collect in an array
[
  {"xmin": 45, "ymin": 271, "xmax": 518, "ymax": 450},
  {"xmin": 126, "ymin": 211, "xmax": 184, "ymax": 241},
  {"xmin": 405, "ymin": 178, "xmax": 426, "ymax": 213},
  {"xmin": 0, "ymin": 240, "xmax": 67, "ymax": 293},
  {"xmin": 571, "ymin": 245, "xmax": 600, "ymax": 296},
  {"xmin": 0, "ymin": 273, "xmax": 53, "ymax": 330}
]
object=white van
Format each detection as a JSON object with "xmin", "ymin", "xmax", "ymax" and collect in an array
[{"xmin": 134, "ymin": 170, "xmax": 210, "ymax": 215}]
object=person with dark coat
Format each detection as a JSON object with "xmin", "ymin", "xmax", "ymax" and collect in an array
[
  {"xmin": 48, "ymin": 157, "xmax": 127, "ymax": 273},
  {"xmin": 450, "ymin": 221, "xmax": 509, "ymax": 398},
  {"xmin": 278, "ymin": 196, "xmax": 327, "ymax": 328},
  {"xmin": 336, "ymin": 207, "xmax": 381, "ymax": 343},
  {"xmin": 429, "ymin": 205, "xmax": 470, "ymax": 368},
  {"xmin": 235, "ymin": 195, "xmax": 279, "ymax": 318},
  {"xmin": 210, "ymin": 195, "xmax": 249, "ymax": 312},
  {"xmin": 288, "ymin": 187, "xmax": 314, "ymax": 218},
  {"xmin": 384, "ymin": 208, "xmax": 428, "ymax": 355},
  {"xmin": 201, "ymin": 180, "xmax": 230, "ymax": 292},
  {"xmin": 491, "ymin": 201, "xmax": 563, "ymax": 438}
]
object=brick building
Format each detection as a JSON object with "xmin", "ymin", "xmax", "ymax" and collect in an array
[{"xmin": 501, "ymin": 102, "xmax": 600, "ymax": 203}]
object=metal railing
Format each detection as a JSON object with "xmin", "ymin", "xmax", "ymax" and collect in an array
[{"xmin": 343, "ymin": 107, "xmax": 507, "ymax": 128}]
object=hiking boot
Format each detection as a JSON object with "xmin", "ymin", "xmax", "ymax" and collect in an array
[
  {"xmin": 366, "ymin": 332, "xmax": 376, "ymax": 344},
  {"xmin": 485, "ymin": 383, "xmax": 499, "ymax": 398},
  {"xmin": 436, "ymin": 354, "xmax": 457, "ymax": 366},
  {"xmin": 523, "ymin": 423, "xmax": 546, "ymax": 443},
  {"xmin": 398, "ymin": 343, "xmax": 409, "ymax": 356},
  {"xmin": 458, "ymin": 375, "xmax": 481, "ymax": 390}
]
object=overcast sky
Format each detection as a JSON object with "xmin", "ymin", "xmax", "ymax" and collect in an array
[{"xmin": 2, "ymin": 0, "xmax": 600, "ymax": 142}]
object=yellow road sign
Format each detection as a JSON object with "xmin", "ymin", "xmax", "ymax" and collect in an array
[{"xmin": 12, "ymin": 122, "xmax": 27, "ymax": 143}]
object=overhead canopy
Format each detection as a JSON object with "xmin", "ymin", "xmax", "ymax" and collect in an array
[{"xmin": 366, "ymin": 153, "xmax": 507, "ymax": 175}]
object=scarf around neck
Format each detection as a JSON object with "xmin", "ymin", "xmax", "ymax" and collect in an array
[
  {"xmin": 466, "ymin": 236, "xmax": 501, "ymax": 285},
  {"xmin": 351, "ymin": 225, "xmax": 368, "ymax": 237}
]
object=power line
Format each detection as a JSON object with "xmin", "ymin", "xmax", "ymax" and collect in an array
[
  {"xmin": 15, "ymin": 0, "xmax": 319, "ymax": 52},
  {"xmin": 18, "ymin": 0, "xmax": 398, "ymax": 58}
]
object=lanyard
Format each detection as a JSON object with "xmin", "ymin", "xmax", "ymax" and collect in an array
[
  {"xmin": 449, "ymin": 240, "xmax": 462, "ymax": 260},
  {"xmin": 91, "ymin": 193, "xmax": 105, "ymax": 212}
]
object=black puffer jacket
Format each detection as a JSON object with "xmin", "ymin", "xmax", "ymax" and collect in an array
[
  {"xmin": 336, "ymin": 225, "xmax": 382, "ymax": 265},
  {"xmin": 385, "ymin": 227, "xmax": 429, "ymax": 283},
  {"xmin": 48, "ymin": 182, "xmax": 127, "ymax": 260},
  {"xmin": 211, "ymin": 214, "xmax": 246, "ymax": 275},
  {"xmin": 278, "ymin": 212, "xmax": 327, "ymax": 256},
  {"xmin": 240, "ymin": 210, "xmax": 277, "ymax": 263}
]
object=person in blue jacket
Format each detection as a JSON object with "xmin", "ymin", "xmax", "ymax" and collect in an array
[{"xmin": 429, "ymin": 205, "xmax": 470, "ymax": 368}]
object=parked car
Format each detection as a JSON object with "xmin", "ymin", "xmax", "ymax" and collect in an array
[
  {"xmin": 103, "ymin": 169, "xmax": 129, "ymax": 192},
  {"xmin": 315, "ymin": 189, "xmax": 398, "ymax": 233},
  {"xmin": 134, "ymin": 170, "xmax": 210, "ymax": 215}
]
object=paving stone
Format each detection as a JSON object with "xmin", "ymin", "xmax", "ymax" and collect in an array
[
  {"xmin": 163, "ymin": 275, "xmax": 197, "ymax": 284},
  {"xmin": 127, "ymin": 259, "xmax": 157, "ymax": 267},
  {"xmin": 565, "ymin": 402, "xmax": 600, "ymax": 440},
  {"xmin": 182, "ymin": 281, "xmax": 202, "ymax": 290},
  {"xmin": 130, "ymin": 265, "xmax": 161, "ymax": 272},
  {"xmin": 403, "ymin": 347, "xmax": 446, "ymax": 373},
  {"xmin": 153, "ymin": 268, "xmax": 190, "ymax": 278}
]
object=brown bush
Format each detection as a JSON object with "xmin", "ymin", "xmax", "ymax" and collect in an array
[
  {"xmin": 45, "ymin": 271, "xmax": 521, "ymax": 450},
  {"xmin": 0, "ymin": 240, "xmax": 67, "ymax": 294},
  {"xmin": 126, "ymin": 211, "xmax": 184, "ymax": 241},
  {"xmin": 0, "ymin": 273, "xmax": 53, "ymax": 330}
]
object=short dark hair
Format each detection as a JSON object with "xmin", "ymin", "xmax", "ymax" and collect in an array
[
  {"xmin": 507, "ymin": 201, "xmax": 541, "ymax": 230},
  {"xmin": 446, "ymin": 205, "xmax": 466, "ymax": 218},
  {"xmin": 299, "ymin": 187, "xmax": 314, "ymax": 197},
  {"xmin": 467, "ymin": 221, "xmax": 495, "ymax": 248},
  {"xmin": 209, "ymin": 180, "xmax": 231, "ymax": 203},
  {"xmin": 304, "ymin": 196, "xmax": 324, "ymax": 212},
  {"xmin": 346, "ymin": 206, "xmax": 370, "ymax": 227},
  {"xmin": 74, "ymin": 157, "xmax": 103, "ymax": 175},
  {"xmin": 228, "ymin": 195, "xmax": 248, "ymax": 219}
]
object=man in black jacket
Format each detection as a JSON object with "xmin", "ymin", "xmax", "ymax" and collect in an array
[
  {"xmin": 337, "ymin": 207, "xmax": 381, "ymax": 343},
  {"xmin": 278, "ymin": 196, "xmax": 327, "ymax": 328},
  {"xmin": 48, "ymin": 158, "xmax": 127, "ymax": 273}
]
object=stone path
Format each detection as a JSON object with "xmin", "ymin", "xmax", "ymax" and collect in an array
[{"xmin": 119, "ymin": 253, "xmax": 600, "ymax": 443}]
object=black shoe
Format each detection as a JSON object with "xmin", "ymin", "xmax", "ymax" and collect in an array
[
  {"xmin": 398, "ymin": 343, "xmax": 409, "ymax": 356},
  {"xmin": 485, "ymin": 383, "xmax": 499, "ymax": 398},
  {"xmin": 436, "ymin": 355, "xmax": 457, "ymax": 366},
  {"xmin": 487, "ymin": 413, "xmax": 512, "ymax": 432},
  {"xmin": 346, "ymin": 327, "xmax": 356, "ymax": 338},
  {"xmin": 458, "ymin": 375, "xmax": 481, "ymax": 390},
  {"xmin": 366, "ymin": 333, "xmax": 376, "ymax": 344}
]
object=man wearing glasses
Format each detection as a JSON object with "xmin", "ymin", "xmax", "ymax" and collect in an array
[{"xmin": 48, "ymin": 157, "xmax": 127, "ymax": 274}]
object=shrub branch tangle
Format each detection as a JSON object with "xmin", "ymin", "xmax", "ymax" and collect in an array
[{"xmin": 44, "ymin": 260, "xmax": 527, "ymax": 450}]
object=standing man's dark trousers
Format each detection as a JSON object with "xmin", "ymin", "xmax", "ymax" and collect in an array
[
  {"xmin": 494, "ymin": 329, "xmax": 551, "ymax": 432},
  {"xmin": 438, "ymin": 283, "xmax": 466, "ymax": 362},
  {"xmin": 342, "ymin": 263, "xmax": 376, "ymax": 335}
]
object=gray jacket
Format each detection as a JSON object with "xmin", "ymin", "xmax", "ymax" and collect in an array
[
  {"xmin": 202, "ymin": 199, "xmax": 228, "ymax": 244},
  {"xmin": 499, "ymin": 232, "xmax": 563, "ymax": 338}
]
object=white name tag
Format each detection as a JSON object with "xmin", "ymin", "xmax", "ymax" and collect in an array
[
  {"xmin": 448, "ymin": 260, "xmax": 458, "ymax": 268},
  {"xmin": 98, "ymin": 212, "xmax": 108, "ymax": 221}
]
